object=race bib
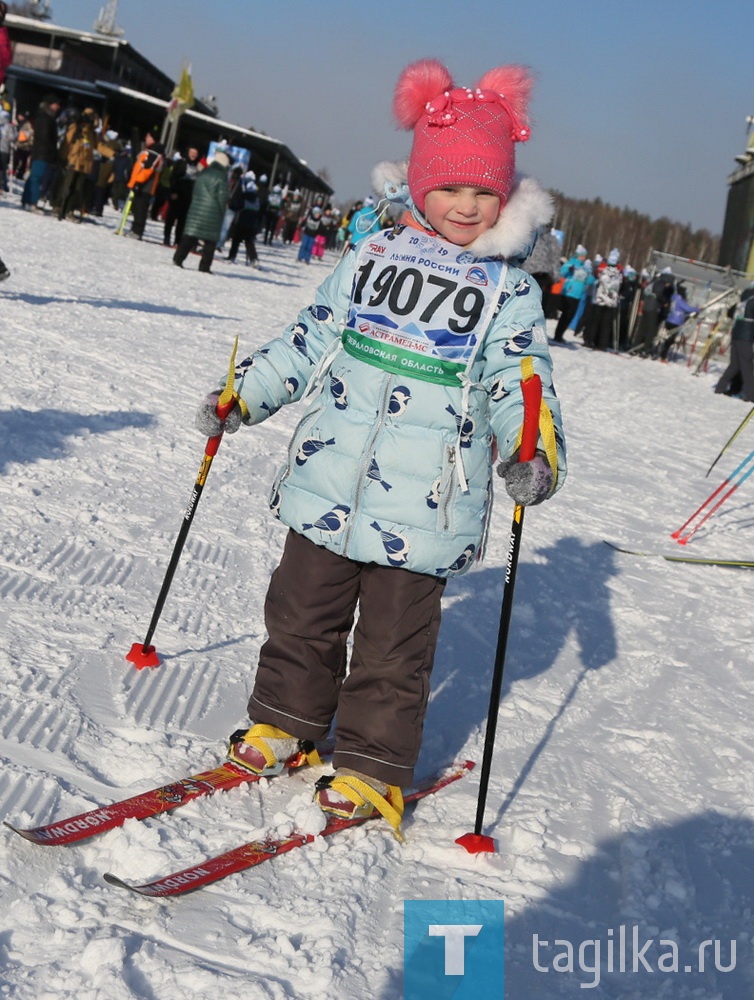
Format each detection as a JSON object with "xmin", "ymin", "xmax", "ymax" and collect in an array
[{"xmin": 343, "ymin": 227, "xmax": 505, "ymax": 386}]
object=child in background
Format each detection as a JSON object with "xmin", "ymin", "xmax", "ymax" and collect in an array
[{"xmin": 196, "ymin": 58, "xmax": 567, "ymax": 835}]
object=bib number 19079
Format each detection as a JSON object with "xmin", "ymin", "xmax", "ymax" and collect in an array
[{"xmin": 353, "ymin": 259, "xmax": 485, "ymax": 335}]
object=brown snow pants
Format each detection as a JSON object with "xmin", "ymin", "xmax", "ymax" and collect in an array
[{"xmin": 248, "ymin": 530, "xmax": 446, "ymax": 786}]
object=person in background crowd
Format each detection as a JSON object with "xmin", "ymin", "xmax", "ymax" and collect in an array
[
  {"xmin": 218, "ymin": 163, "xmax": 246, "ymax": 252},
  {"xmin": 127, "ymin": 129, "xmax": 164, "ymax": 239},
  {"xmin": 345, "ymin": 195, "xmax": 381, "ymax": 248},
  {"xmin": 552, "ymin": 244, "xmax": 593, "ymax": 342},
  {"xmin": 618, "ymin": 264, "xmax": 639, "ymax": 351},
  {"xmin": 163, "ymin": 146, "xmax": 200, "ymax": 246},
  {"xmin": 584, "ymin": 248, "xmax": 623, "ymax": 351},
  {"xmin": 227, "ymin": 169, "xmax": 261, "ymax": 266},
  {"xmin": 109, "ymin": 141, "xmax": 132, "ymax": 210},
  {"xmin": 325, "ymin": 206, "xmax": 341, "ymax": 250},
  {"xmin": 0, "ymin": 2, "xmax": 10, "ymax": 94},
  {"xmin": 715, "ymin": 282, "xmax": 754, "ymax": 402},
  {"xmin": 56, "ymin": 108, "xmax": 108, "ymax": 222},
  {"xmin": 21, "ymin": 93, "xmax": 61, "ymax": 209},
  {"xmin": 281, "ymin": 189, "xmax": 303, "ymax": 244},
  {"xmin": 636, "ymin": 267, "xmax": 675, "ymax": 357},
  {"xmin": 262, "ymin": 183, "xmax": 283, "ymax": 245},
  {"xmin": 657, "ymin": 281, "xmax": 698, "ymax": 360},
  {"xmin": 150, "ymin": 154, "xmax": 172, "ymax": 221},
  {"xmin": 521, "ymin": 225, "xmax": 561, "ymax": 316},
  {"xmin": 312, "ymin": 206, "xmax": 333, "ymax": 260},
  {"xmin": 91, "ymin": 128, "xmax": 119, "ymax": 217},
  {"xmin": 172, "ymin": 149, "xmax": 229, "ymax": 272},
  {"xmin": 13, "ymin": 112, "xmax": 34, "ymax": 179},
  {"xmin": 0, "ymin": 108, "xmax": 16, "ymax": 191},
  {"xmin": 297, "ymin": 203, "xmax": 323, "ymax": 264}
]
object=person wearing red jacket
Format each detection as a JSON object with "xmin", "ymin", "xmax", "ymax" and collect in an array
[{"xmin": 0, "ymin": 3, "xmax": 11, "ymax": 89}]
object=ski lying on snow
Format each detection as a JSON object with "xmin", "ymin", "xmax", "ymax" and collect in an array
[
  {"xmin": 604, "ymin": 540, "xmax": 754, "ymax": 568},
  {"xmin": 103, "ymin": 759, "xmax": 475, "ymax": 898},
  {"xmin": 4, "ymin": 753, "xmax": 327, "ymax": 846}
]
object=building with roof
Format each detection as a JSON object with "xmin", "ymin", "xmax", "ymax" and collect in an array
[
  {"xmin": 719, "ymin": 120, "xmax": 754, "ymax": 276},
  {"xmin": 3, "ymin": 10, "xmax": 333, "ymax": 198}
]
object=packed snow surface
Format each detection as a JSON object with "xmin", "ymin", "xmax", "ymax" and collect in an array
[{"xmin": 0, "ymin": 195, "xmax": 752, "ymax": 999}]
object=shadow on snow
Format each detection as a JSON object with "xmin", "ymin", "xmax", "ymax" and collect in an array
[
  {"xmin": 0, "ymin": 407, "xmax": 155, "ymax": 472},
  {"xmin": 420, "ymin": 537, "xmax": 618, "ymax": 782},
  {"xmin": 383, "ymin": 810, "xmax": 753, "ymax": 999}
]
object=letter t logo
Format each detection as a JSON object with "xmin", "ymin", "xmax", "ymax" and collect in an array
[{"xmin": 428, "ymin": 924, "xmax": 483, "ymax": 975}]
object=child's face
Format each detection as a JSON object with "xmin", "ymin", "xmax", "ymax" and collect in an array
[{"xmin": 423, "ymin": 186, "xmax": 501, "ymax": 246}]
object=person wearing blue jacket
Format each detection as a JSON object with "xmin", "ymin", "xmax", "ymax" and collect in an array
[
  {"xmin": 657, "ymin": 283, "xmax": 698, "ymax": 359},
  {"xmin": 195, "ymin": 59, "xmax": 567, "ymax": 836},
  {"xmin": 552, "ymin": 245, "xmax": 594, "ymax": 342},
  {"xmin": 345, "ymin": 195, "xmax": 382, "ymax": 248}
]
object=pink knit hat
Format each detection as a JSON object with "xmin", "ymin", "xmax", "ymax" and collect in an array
[{"xmin": 393, "ymin": 59, "xmax": 533, "ymax": 213}]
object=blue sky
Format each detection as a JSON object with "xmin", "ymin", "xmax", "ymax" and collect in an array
[{"xmin": 51, "ymin": 0, "xmax": 752, "ymax": 235}]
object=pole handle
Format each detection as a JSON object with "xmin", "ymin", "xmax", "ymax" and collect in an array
[
  {"xmin": 519, "ymin": 373, "xmax": 542, "ymax": 464},
  {"xmin": 205, "ymin": 337, "xmax": 240, "ymax": 457}
]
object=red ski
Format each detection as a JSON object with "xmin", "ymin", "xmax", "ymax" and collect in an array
[
  {"xmin": 4, "ymin": 746, "xmax": 327, "ymax": 846},
  {"xmin": 103, "ymin": 760, "xmax": 474, "ymax": 897}
]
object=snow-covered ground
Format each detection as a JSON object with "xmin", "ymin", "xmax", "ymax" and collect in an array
[{"xmin": 1, "ymin": 189, "xmax": 752, "ymax": 1000}]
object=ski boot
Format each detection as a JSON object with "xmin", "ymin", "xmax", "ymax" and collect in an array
[
  {"xmin": 228, "ymin": 724, "xmax": 321, "ymax": 777},
  {"xmin": 315, "ymin": 768, "xmax": 404, "ymax": 839}
]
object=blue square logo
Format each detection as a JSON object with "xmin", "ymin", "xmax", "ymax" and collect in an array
[{"xmin": 404, "ymin": 899, "xmax": 505, "ymax": 999}]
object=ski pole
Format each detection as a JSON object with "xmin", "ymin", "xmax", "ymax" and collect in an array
[
  {"xmin": 706, "ymin": 405, "xmax": 754, "ymax": 478},
  {"xmin": 115, "ymin": 189, "xmax": 135, "ymax": 236},
  {"xmin": 675, "ymin": 460, "xmax": 754, "ymax": 546},
  {"xmin": 457, "ymin": 369, "xmax": 543, "ymax": 855},
  {"xmin": 671, "ymin": 448, "xmax": 754, "ymax": 545},
  {"xmin": 127, "ymin": 337, "xmax": 240, "ymax": 669}
]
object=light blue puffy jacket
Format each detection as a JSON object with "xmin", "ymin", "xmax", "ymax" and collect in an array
[{"xmin": 225, "ymin": 176, "xmax": 567, "ymax": 578}]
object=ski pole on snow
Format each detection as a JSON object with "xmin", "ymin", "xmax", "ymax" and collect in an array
[
  {"xmin": 705, "ymin": 405, "xmax": 754, "ymax": 478},
  {"xmin": 126, "ymin": 337, "xmax": 240, "ymax": 669},
  {"xmin": 115, "ymin": 189, "xmax": 135, "ymax": 236},
  {"xmin": 671, "ymin": 448, "xmax": 754, "ymax": 546},
  {"xmin": 456, "ymin": 368, "xmax": 543, "ymax": 855}
]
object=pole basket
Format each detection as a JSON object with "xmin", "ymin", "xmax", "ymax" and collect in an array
[
  {"xmin": 455, "ymin": 831, "xmax": 496, "ymax": 855},
  {"xmin": 126, "ymin": 642, "xmax": 162, "ymax": 670}
]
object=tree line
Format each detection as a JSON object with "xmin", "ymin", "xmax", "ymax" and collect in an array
[{"xmin": 549, "ymin": 190, "xmax": 720, "ymax": 270}]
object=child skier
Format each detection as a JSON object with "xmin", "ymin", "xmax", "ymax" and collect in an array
[{"xmin": 196, "ymin": 58, "xmax": 567, "ymax": 835}]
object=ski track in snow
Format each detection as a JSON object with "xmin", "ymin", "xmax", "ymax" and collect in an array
[{"xmin": 1, "ymin": 189, "xmax": 753, "ymax": 998}]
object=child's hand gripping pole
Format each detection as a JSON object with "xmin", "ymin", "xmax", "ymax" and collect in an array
[
  {"xmin": 456, "ymin": 369, "xmax": 543, "ymax": 854},
  {"xmin": 126, "ymin": 337, "xmax": 240, "ymax": 669}
]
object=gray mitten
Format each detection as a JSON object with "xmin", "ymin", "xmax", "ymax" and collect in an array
[
  {"xmin": 195, "ymin": 391, "xmax": 242, "ymax": 437},
  {"xmin": 497, "ymin": 449, "xmax": 554, "ymax": 506}
]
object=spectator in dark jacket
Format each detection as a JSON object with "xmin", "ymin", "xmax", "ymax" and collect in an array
[
  {"xmin": 110, "ymin": 142, "xmax": 133, "ymax": 209},
  {"xmin": 21, "ymin": 94, "xmax": 62, "ymax": 208},
  {"xmin": 715, "ymin": 284, "xmax": 754, "ymax": 402},
  {"xmin": 164, "ymin": 147, "xmax": 200, "ymax": 246},
  {"xmin": 227, "ymin": 170, "xmax": 261, "ymax": 266},
  {"xmin": 173, "ymin": 151, "xmax": 229, "ymax": 272},
  {"xmin": 636, "ymin": 268, "xmax": 675, "ymax": 356}
]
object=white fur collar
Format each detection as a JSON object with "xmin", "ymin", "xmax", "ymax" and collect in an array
[{"xmin": 371, "ymin": 161, "xmax": 553, "ymax": 260}]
